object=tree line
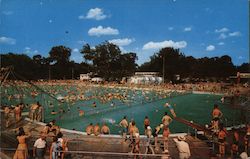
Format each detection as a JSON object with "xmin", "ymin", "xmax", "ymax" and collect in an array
[{"xmin": 1, "ymin": 42, "xmax": 249, "ymax": 82}]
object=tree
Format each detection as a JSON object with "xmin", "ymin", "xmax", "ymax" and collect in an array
[
  {"xmin": 80, "ymin": 41, "xmax": 138, "ymax": 81},
  {"xmin": 49, "ymin": 45, "xmax": 71, "ymax": 64}
]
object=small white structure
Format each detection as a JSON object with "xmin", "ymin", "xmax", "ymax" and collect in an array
[
  {"xmin": 91, "ymin": 77, "xmax": 104, "ymax": 82},
  {"xmin": 80, "ymin": 73, "xmax": 91, "ymax": 81},
  {"xmin": 129, "ymin": 72, "xmax": 163, "ymax": 84}
]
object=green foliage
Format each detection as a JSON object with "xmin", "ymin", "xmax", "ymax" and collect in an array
[
  {"xmin": 80, "ymin": 41, "xmax": 137, "ymax": 81},
  {"xmin": 138, "ymin": 47, "xmax": 237, "ymax": 81},
  {"xmin": 0, "ymin": 45, "xmax": 247, "ymax": 82}
]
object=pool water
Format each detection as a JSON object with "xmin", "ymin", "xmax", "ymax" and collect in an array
[{"xmin": 1, "ymin": 85, "xmax": 241, "ymax": 134}]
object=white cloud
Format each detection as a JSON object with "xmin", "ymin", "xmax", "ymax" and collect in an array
[
  {"xmin": 0, "ymin": 36, "xmax": 16, "ymax": 45},
  {"xmin": 184, "ymin": 27, "xmax": 192, "ymax": 32},
  {"xmin": 2, "ymin": 11, "xmax": 13, "ymax": 15},
  {"xmin": 25, "ymin": 47, "xmax": 31, "ymax": 50},
  {"xmin": 218, "ymin": 42, "xmax": 225, "ymax": 45},
  {"xmin": 238, "ymin": 56, "xmax": 244, "ymax": 60},
  {"xmin": 142, "ymin": 40, "xmax": 187, "ymax": 50},
  {"xmin": 24, "ymin": 47, "xmax": 40, "ymax": 55},
  {"xmin": 168, "ymin": 27, "xmax": 174, "ymax": 31},
  {"xmin": 73, "ymin": 48, "xmax": 79, "ymax": 52},
  {"xmin": 88, "ymin": 26, "xmax": 119, "ymax": 36},
  {"xmin": 108, "ymin": 38, "xmax": 134, "ymax": 46},
  {"xmin": 77, "ymin": 40, "xmax": 86, "ymax": 44},
  {"xmin": 228, "ymin": 31, "xmax": 241, "ymax": 37},
  {"xmin": 206, "ymin": 45, "xmax": 215, "ymax": 51},
  {"xmin": 218, "ymin": 33, "xmax": 227, "ymax": 39},
  {"xmin": 79, "ymin": 8, "xmax": 107, "ymax": 20},
  {"xmin": 215, "ymin": 27, "xmax": 229, "ymax": 33}
]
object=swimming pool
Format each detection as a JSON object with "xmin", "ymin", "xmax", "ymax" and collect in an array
[{"xmin": 1, "ymin": 84, "xmax": 242, "ymax": 134}]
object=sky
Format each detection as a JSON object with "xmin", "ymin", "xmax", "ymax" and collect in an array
[{"xmin": 0, "ymin": 0, "xmax": 249, "ymax": 66}]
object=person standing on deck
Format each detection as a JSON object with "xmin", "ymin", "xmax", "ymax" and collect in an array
[
  {"xmin": 13, "ymin": 127, "xmax": 31, "ymax": 159},
  {"xmin": 33, "ymin": 134, "xmax": 47, "ymax": 159},
  {"xmin": 144, "ymin": 116, "xmax": 150, "ymax": 135},
  {"xmin": 162, "ymin": 112, "xmax": 172, "ymax": 127},
  {"xmin": 218, "ymin": 124, "xmax": 227, "ymax": 158},
  {"xmin": 212, "ymin": 104, "xmax": 223, "ymax": 120},
  {"xmin": 162, "ymin": 125, "xmax": 170, "ymax": 154},
  {"xmin": 119, "ymin": 116, "xmax": 129, "ymax": 141},
  {"xmin": 173, "ymin": 136, "xmax": 191, "ymax": 159}
]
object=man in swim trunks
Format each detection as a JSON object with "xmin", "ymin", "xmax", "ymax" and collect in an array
[
  {"xmin": 86, "ymin": 123, "xmax": 94, "ymax": 135},
  {"xmin": 218, "ymin": 124, "xmax": 227, "ymax": 157},
  {"xmin": 101, "ymin": 123, "xmax": 110, "ymax": 135},
  {"xmin": 119, "ymin": 116, "xmax": 128, "ymax": 141},
  {"xmin": 162, "ymin": 112, "xmax": 172, "ymax": 126},
  {"xmin": 212, "ymin": 104, "xmax": 223, "ymax": 120},
  {"xmin": 93, "ymin": 123, "xmax": 100, "ymax": 136}
]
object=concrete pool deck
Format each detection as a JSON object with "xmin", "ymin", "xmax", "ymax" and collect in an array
[{"xmin": 1, "ymin": 116, "xmax": 212, "ymax": 159}]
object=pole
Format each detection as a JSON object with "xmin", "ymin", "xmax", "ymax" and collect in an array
[
  {"xmin": 162, "ymin": 53, "xmax": 165, "ymax": 83},
  {"xmin": 49, "ymin": 66, "xmax": 51, "ymax": 81},
  {"xmin": 72, "ymin": 68, "xmax": 74, "ymax": 80}
]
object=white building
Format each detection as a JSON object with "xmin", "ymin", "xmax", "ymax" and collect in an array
[
  {"xmin": 129, "ymin": 72, "xmax": 163, "ymax": 84},
  {"xmin": 80, "ymin": 73, "xmax": 91, "ymax": 81}
]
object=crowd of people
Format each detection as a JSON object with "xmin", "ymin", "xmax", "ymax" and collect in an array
[
  {"xmin": 13, "ymin": 126, "xmax": 68, "ymax": 159},
  {"xmin": 1, "ymin": 80, "xmax": 249, "ymax": 159}
]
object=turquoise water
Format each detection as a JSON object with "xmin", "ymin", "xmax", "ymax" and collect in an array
[{"xmin": 1, "ymin": 85, "xmax": 241, "ymax": 134}]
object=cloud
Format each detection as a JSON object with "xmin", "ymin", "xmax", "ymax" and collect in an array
[
  {"xmin": 25, "ymin": 47, "xmax": 31, "ymax": 50},
  {"xmin": 24, "ymin": 47, "xmax": 40, "ymax": 55},
  {"xmin": 206, "ymin": 45, "xmax": 215, "ymax": 51},
  {"xmin": 77, "ymin": 40, "xmax": 86, "ymax": 44},
  {"xmin": 108, "ymin": 38, "xmax": 135, "ymax": 46},
  {"xmin": 228, "ymin": 31, "xmax": 241, "ymax": 37},
  {"xmin": 218, "ymin": 42, "xmax": 225, "ymax": 45},
  {"xmin": 215, "ymin": 27, "xmax": 229, "ymax": 33},
  {"xmin": 88, "ymin": 26, "xmax": 119, "ymax": 36},
  {"xmin": 184, "ymin": 27, "xmax": 192, "ymax": 32},
  {"xmin": 238, "ymin": 56, "xmax": 244, "ymax": 60},
  {"xmin": 73, "ymin": 48, "xmax": 79, "ymax": 52},
  {"xmin": 218, "ymin": 33, "xmax": 227, "ymax": 39},
  {"xmin": 218, "ymin": 31, "xmax": 241, "ymax": 39},
  {"xmin": 142, "ymin": 40, "xmax": 187, "ymax": 50},
  {"xmin": 2, "ymin": 11, "xmax": 13, "ymax": 15},
  {"xmin": 79, "ymin": 8, "xmax": 107, "ymax": 20},
  {"xmin": 0, "ymin": 36, "xmax": 16, "ymax": 45},
  {"xmin": 168, "ymin": 27, "xmax": 174, "ymax": 31}
]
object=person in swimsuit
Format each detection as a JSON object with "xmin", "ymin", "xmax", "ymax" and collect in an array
[
  {"xmin": 218, "ymin": 125, "xmax": 227, "ymax": 157},
  {"xmin": 231, "ymin": 128, "xmax": 239, "ymax": 158},
  {"xmin": 212, "ymin": 104, "xmax": 223, "ymax": 120},
  {"xmin": 144, "ymin": 116, "xmax": 150, "ymax": 134},
  {"xmin": 119, "ymin": 116, "xmax": 128, "ymax": 141},
  {"xmin": 86, "ymin": 123, "xmax": 94, "ymax": 135},
  {"xmin": 164, "ymin": 102, "xmax": 176, "ymax": 118},
  {"xmin": 13, "ymin": 127, "xmax": 31, "ymax": 159},
  {"xmin": 101, "ymin": 123, "xmax": 110, "ymax": 135}
]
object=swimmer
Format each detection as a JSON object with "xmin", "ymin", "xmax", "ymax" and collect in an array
[
  {"xmin": 164, "ymin": 102, "xmax": 176, "ymax": 118},
  {"xmin": 79, "ymin": 110, "xmax": 84, "ymax": 116},
  {"xmin": 92, "ymin": 102, "xmax": 96, "ymax": 108},
  {"xmin": 51, "ymin": 110, "xmax": 58, "ymax": 115}
]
